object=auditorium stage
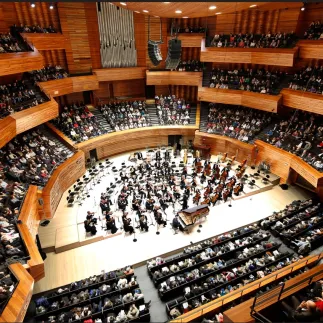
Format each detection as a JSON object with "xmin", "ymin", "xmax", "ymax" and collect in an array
[{"xmin": 35, "ymin": 149, "xmax": 312, "ymax": 294}]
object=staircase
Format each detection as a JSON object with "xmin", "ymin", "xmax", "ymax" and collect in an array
[
  {"xmin": 88, "ymin": 106, "xmax": 114, "ymax": 133},
  {"xmin": 189, "ymin": 104, "xmax": 197, "ymax": 125},
  {"xmin": 146, "ymin": 103, "xmax": 160, "ymax": 126},
  {"xmin": 199, "ymin": 102, "xmax": 209, "ymax": 132},
  {"xmin": 202, "ymin": 65, "xmax": 212, "ymax": 87}
]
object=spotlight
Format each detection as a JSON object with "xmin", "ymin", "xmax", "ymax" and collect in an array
[
  {"xmin": 301, "ymin": 6, "xmax": 305, "ymax": 11},
  {"xmin": 31, "ymin": 3, "xmax": 35, "ymax": 8},
  {"xmin": 49, "ymin": 4, "xmax": 54, "ymax": 10}
]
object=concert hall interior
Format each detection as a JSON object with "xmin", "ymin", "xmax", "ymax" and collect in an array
[{"xmin": 1, "ymin": 2, "xmax": 323, "ymax": 323}]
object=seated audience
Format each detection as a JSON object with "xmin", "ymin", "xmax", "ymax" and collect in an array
[
  {"xmin": 262, "ymin": 109, "xmax": 323, "ymax": 171},
  {"xmin": 0, "ymin": 127, "xmax": 73, "ymax": 186},
  {"xmin": 205, "ymin": 103, "xmax": 272, "ymax": 143},
  {"xmin": 209, "ymin": 31, "xmax": 297, "ymax": 48},
  {"xmin": 303, "ymin": 20, "xmax": 323, "ymax": 40},
  {"xmin": 0, "ymin": 32, "xmax": 22, "ymax": 53},
  {"xmin": 174, "ymin": 26, "xmax": 206, "ymax": 33},
  {"xmin": 52, "ymin": 102, "xmax": 107, "ymax": 143},
  {"xmin": 28, "ymin": 65, "xmax": 68, "ymax": 83},
  {"xmin": 176, "ymin": 60, "xmax": 202, "ymax": 72},
  {"xmin": 289, "ymin": 65, "xmax": 323, "ymax": 93},
  {"xmin": 13, "ymin": 24, "xmax": 57, "ymax": 33},
  {"xmin": 155, "ymin": 94, "xmax": 191, "ymax": 126},
  {"xmin": 209, "ymin": 67, "xmax": 285, "ymax": 94},
  {"xmin": 98, "ymin": 100, "xmax": 151, "ymax": 131}
]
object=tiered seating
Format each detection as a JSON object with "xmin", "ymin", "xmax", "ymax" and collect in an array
[
  {"xmin": 52, "ymin": 103, "xmax": 107, "ymax": 143},
  {"xmin": 13, "ymin": 24, "xmax": 57, "ymax": 33},
  {"xmin": 260, "ymin": 109, "xmax": 323, "ymax": 171},
  {"xmin": 204, "ymin": 103, "xmax": 272, "ymax": 143},
  {"xmin": 27, "ymin": 65, "xmax": 69, "ymax": 83},
  {"xmin": 31, "ymin": 266, "xmax": 150, "ymax": 323},
  {"xmin": 146, "ymin": 223, "xmax": 297, "ymax": 319},
  {"xmin": 0, "ymin": 79, "xmax": 48, "ymax": 119},
  {"xmin": 98, "ymin": 100, "xmax": 151, "ymax": 132},
  {"xmin": 208, "ymin": 31, "xmax": 297, "ymax": 48},
  {"xmin": 303, "ymin": 20, "xmax": 323, "ymax": 40},
  {"xmin": 0, "ymin": 266, "xmax": 18, "ymax": 314},
  {"xmin": 209, "ymin": 67, "xmax": 286, "ymax": 95},
  {"xmin": 154, "ymin": 95, "xmax": 191, "ymax": 125},
  {"xmin": 0, "ymin": 127, "xmax": 74, "ymax": 186},
  {"xmin": 289, "ymin": 65, "xmax": 323, "ymax": 93},
  {"xmin": 176, "ymin": 60, "xmax": 202, "ymax": 72},
  {"xmin": 0, "ymin": 32, "xmax": 23, "ymax": 53},
  {"xmin": 176, "ymin": 26, "xmax": 206, "ymax": 33}
]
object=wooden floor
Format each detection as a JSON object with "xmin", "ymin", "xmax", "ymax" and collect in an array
[{"xmin": 35, "ymin": 149, "xmax": 312, "ymax": 293}]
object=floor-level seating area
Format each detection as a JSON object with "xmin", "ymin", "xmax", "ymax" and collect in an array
[
  {"xmin": 0, "ymin": 127, "xmax": 74, "ymax": 186},
  {"xmin": 52, "ymin": 103, "xmax": 108, "ymax": 143},
  {"xmin": 28, "ymin": 266, "xmax": 150, "ymax": 323},
  {"xmin": 303, "ymin": 20, "xmax": 323, "ymax": 40},
  {"xmin": 209, "ymin": 67, "xmax": 286, "ymax": 95},
  {"xmin": 208, "ymin": 31, "xmax": 297, "ymax": 48}
]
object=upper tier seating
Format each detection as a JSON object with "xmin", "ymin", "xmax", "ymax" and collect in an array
[
  {"xmin": 209, "ymin": 67, "xmax": 286, "ymax": 95},
  {"xmin": 0, "ymin": 79, "xmax": 49, "ymax": 120},
  {"xmin": 176, "ymin": 60, "xmax": 203, "ymax": 72},
  {"xmin": 0, "ymin": 32, "xmax": 24, "ymax": 53},
  {"xmin": 174, "ymin": 26, "xmax": 206, "ymax": 34},
  {"xmin": 154, "ymin": 95, "xmax": 192, "ymax": 126},
  {"xmin": 208, "ymin": 31, "xmax": 297, "ymax": 48},
  {"xmin": 52, "ymin": 103, "xmax": 108, "ymax": 143},
  {"xmin": 98, "ymin": 100, "xmax": 152, "ymax": 132},
  {"xmin": 13, "ymin": 24, "xmax": 57, "ymax": 34},
  {"xmin": 27, "ymin": 65, "xmax": 69, "ymax": 83},
  {"xmin": 0, "ymin": 266, "xmax": 18, "ymax": 314},
  {"xmin": 203, "ymin": 103, "xmax": 272, "ymax": 143},
  {"xmin": 303, "ymin": 20, "xmax": 323, "ymax": 40},
  {"xmin": 260, "ymin": 109, "xmax": 323, "ymax": 171},
  {"xmin": 0, "ymin": 127, "xmax": 74, "ymax": 186},
  {"xmin": 289, "ymin": 65, "xmax": 323, "ymax": 93}
]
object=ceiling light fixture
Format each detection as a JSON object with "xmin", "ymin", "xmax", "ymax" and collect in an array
[
  {"xmin": 143, "ymin": 10, "xmax": 149, "ymax": 13},
  {"xmin": 175, "ymin": 10, "xmax": 182, "ymax": 14},
  {"xmin": 183, "ymin": 17, "xmax": 189, "ymax": 18},
  {"xmin": 49, "ymin": 4, "xmax": 54, "ymax": 10},
  {"xmin": 120, "ymin": 2, "xmax": 127, "ymax": 6},
  {"xmin": 301, "ymin": 6, "xmax": 305, "ymax": 11},
  {"xmin": 215, "ymin": 12, "xmax": 222, "ymax": 15},
  {"xmin": 31, "ymin": 3, "xmax": 35, "ymax": 8},
  {"xmin": 250, "ymin": 4, "xmax": 257, "ymax": 8},
  {"xmin": 134, "ymin": 11, "xmax": 140, "ymax": 13},
  {"xmin": 209, "ymin": 6, "xmax": 217, "ymax": 10}
]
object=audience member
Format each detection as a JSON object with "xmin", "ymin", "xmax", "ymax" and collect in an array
[
  {"xmin": 209, "ymin": 31, "xmax": 297, "ymax": 48},
  {"xmin": 205, "ymin": 103, "xmax": 272, "ymax": 143},
  {"xmin": 304, "ymin": 20, "xmax": 323, "ymax": 40},
  {"xmin": 52, "ymin": 102, "xmax": 107, "ymax": 143},
  {"xmin": 209, "ymin": 67, "xmax": 285, "ymax": 94},
  {"xmin": 176, "ymin": 60, "xmax": 202, "ymax": 72},
  {"xmin": 13, "ymin": 24, "xmax": 57, "ymax": 33},
  {"xmin": 155, "ymin": 94, "xmax": 191, "ymax": 125},
  {"xmin": 0, "ymin": 33, "xmax": 22, "ymax": 53},
  {"xmin": 28, "ymin": 65, "xmax": 68, "ymax": 83},
  {"xmin": 98, "ymin": 100, "xmax": 151, "ymax": 131},
  {"xmin": 289, "ymin": 65, "xmax": 323, "ymax": 93}
]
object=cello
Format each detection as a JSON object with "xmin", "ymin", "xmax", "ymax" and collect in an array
[
  {"xmin": 210, "ymin": 192, "xmax": 220, "ymax": 206},
  {"xmin": 193, "ymin": 191, "xmax": 201, "ymax": 205},
  {"xmin": 226, "ymin": 177, "xmax": 236, "ymax": 190},
  {"xmin": 213, "ymin": 164, "xmax": 220, "ymax": 179},
  {"xmin": 233, "ymin": 183, "xmax": 243, "ymax": 195},
  {"xmin": 220, "ymin": 168, "xmax": 228, "ymax": 182}
]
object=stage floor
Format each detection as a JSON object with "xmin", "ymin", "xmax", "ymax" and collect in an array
[{"xmin": 35, "ymin": 149, "xmax": 312, "ymax": 294}]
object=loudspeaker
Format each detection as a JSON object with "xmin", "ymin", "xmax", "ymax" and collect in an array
[
  {"xmin": 148, "ymin": 41, "xmax": 162, "ymax": 66},
  {"xmin": 280, "ymin": 184, "xmax": 289, "ymax": 190},
  {"xmin": 166, "ymin": 39, "xmax": 181, "ymax": 70}
]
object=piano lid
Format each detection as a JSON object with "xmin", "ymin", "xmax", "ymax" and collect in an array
[{"xmin": 182, "ymin": 204, "xmax": 209, "ymax": 214}]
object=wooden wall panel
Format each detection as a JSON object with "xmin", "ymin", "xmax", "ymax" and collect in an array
[
  {"xmin": 281, "ymin": 89, "xmax": 323, "ymax": 115},
  {"xmin": 0, "ymin": 263, "xmax": 34, "ymax": 323},
  {"xmin": 133, "ymin": 12, "xmax": 146, "ymax": 67},
  {"xmin": 76, "ymin": 126, "xmax": 198, "ymax": 156},
  {"xmin": 146, "ymin": 71, "xmax": 202, "ymax": 86},
  {"xmin": 17, "ymin": 185, "xmax": 44, "ymax": 282},
  {"xmin": 38, "ymin": 49, "xmax": 68, "ymax": 70},
  {"xmin": 194, "ymin": 131, "xmax": 255, "ymax": 164},
  {"xmin": 145, "ymin": 16, "xmax": 168, "ymax": 69},
  {"xmin": 58, "ymin": 3, "xmax": 92, "ymax": 74},
  {"xmin": 21, "ymin": 33, "xmax": 67, "ymax": 50},
  {"xmin": 58, "ymin": 93, "xmax": 86, "ymax": 106},
  {"xmin": 11, "ymin": 99, "xmax": 59, "ymax": 134},
  {"xmin": 181, "ymin": 47, "xmax": 201, "ymax": 61},
  {"xmin": 167, "ymin": 34, "xmax": 203, "ymax": 48},
  {"xmin": 0, "ymin": 50, "xmax": 43, "ymax": 76},
  {"xmin": 93, "ymin": 67, "xmax": 146, "ymax": 82},
  {"xmin": 200, "ymin": 40, "xmax": 297, "ymax": 66},
  {"xmin": 0, "ymin": 116, "xmax": 16, "ymax": 149},
  {"xmin": 39, "ymin": 76, "xmax": 99, "ymax": 98},
  {"xmin": 0, "ymin": 2, "xmax": 17, "ymax": 33},
  {"xmin": 93, "ymin": 82, "xmax": 113, "ymax": 102},
  {"xmin": 155, "ymin": 85, "xmax": 170, "ymax": 96},
  {"xmin": 169, "ymin": 85, "xmax": 198, "ymax": 103},
  {"xmin": 297, "ymin": 40, "xmax": 323, "ymax": 59},
  {"xmin": 113, "ymin": 79, "xmax": 145, "ymax": 98},
  {"xmin": 198, "ymin": 87, "xmax": 281, "ymax": 112},
  {"xmin": 84, "ymin": 2, "xmax": 101, "ymax": 70},
  {"xmin": 42, "ymin": 151, "xmax": 86, "ymax": 219}
]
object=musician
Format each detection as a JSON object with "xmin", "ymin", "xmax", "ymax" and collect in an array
[
  {"xmin": 173, "ymin": 187, "xmax": 181, "ymax": 200},
  {"xmin": 84, "ymin": 219, "xmax": 97, "ymax": 236},
  {"xmin": 106, "ymin": 215, "xmax": 118, "ymax": 234},
  {"xmin": 191, "ymin": 178, "xmax": 198, "ymax": 192},
  {"xmin": 165, "ymin": 151, "xmax": 170, "ymax": 161},
  {"xmin": 145, "ymin": 198, "xmax": 155, "ymax": 212},
  {"xmin": 169, "ymin": 176, "xmax": 176, "ymax": 187},
  {"xmin": 159, "ymin": 196, "xmax": 168, "ymax": 211},
  {"xmin": 200, "ymin": 171, "xmax": 206, "ymax": 184},
  {"xmin": 154, "ymin": 207, "xmax": 167, "ymax": 227},
  {"xmin": 180, "ymin": 177, "xmax": 186, "ymax": 190},
  {"xmin": 132, "ymin": 197, "xmax": 141, "ymax": 211},
  {"xmin": 181, "ymin": 167, "xmax": 187, "ymax": 178},
  {"xmin": 135, "ymin": 152, "xmax": 143, "ymax": 160},
  {"xmin": 181, "ymin": 195, "xmax": 188, "ymax": 210},
  {"xmin": 155, "ymin": 150, "xmax": 161, "ymax": 161},
  {"xmin": 172, "ymin": 214, "xmax": 185, "ymax": 232},
  {"xmin": 139, "ymin": 214, "xmax": 149, "ymax": 232},
  {"xmin": 122, "ymin": 212, "xmax": 134, "ymax": 234},
  {"xmin": 118, "ymin": 196, "xmax": 127, "ymax": 211},
  {"xmin": 193, "ymin": 156, "xmax": 201, "ymax": 165}
]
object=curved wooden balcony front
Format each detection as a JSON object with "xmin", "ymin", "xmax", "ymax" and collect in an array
[
  {"xmin": 297, "ymin": 40, "xmax": 323, "ymax": 59},
  {"xmin": 198, "ymin": 87, "xmax": 282, "ymax": 112},
  {"xmin": 146, "ymin": 70, "xmax": 202, "ymax": 86},
  {"xmin": 93, "ymin": 67, "xmax": 146, "ymax": 82},
  {"xmin": 20, "ymin": 33, "xmax": 68, "ymax": 50},
  {"xmin": 200, "ymin": 39, "xmax": 298, "ymax": 66}
]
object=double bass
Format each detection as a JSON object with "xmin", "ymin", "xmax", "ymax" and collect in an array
[
  {"xmin": 220, "ymin": 168, "xmax": 228, "ymax": 182},
  {"xmin": 222, "ymin": 189, "xmax": 231, "ymax": 202},
  {"xmin": 210, "ymin": 192, "xmax": 220, "ymax": 206},
  {"xmin": 226, "ymin": 177, "xmax": 236, "ymax": 190},
  {"xmin": 193, "ymin": 190, "xmax": 201, "ymax": 204},
  {"xmin": 234, "ymin": 183, "xmax": 243, "ymax": 195},
  {"xmin": 201, "ymin": 196, "xmax": 211, "ymax": 205}
]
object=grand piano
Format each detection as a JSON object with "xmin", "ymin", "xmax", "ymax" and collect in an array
[{"xmin": 178, "ymin": 204, "xmax": 210, "ymax": 232}]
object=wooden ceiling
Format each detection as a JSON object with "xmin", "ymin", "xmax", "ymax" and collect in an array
[{"xmin": 111, "ymin": 2, "xmax": 303, "ymax": 18}]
